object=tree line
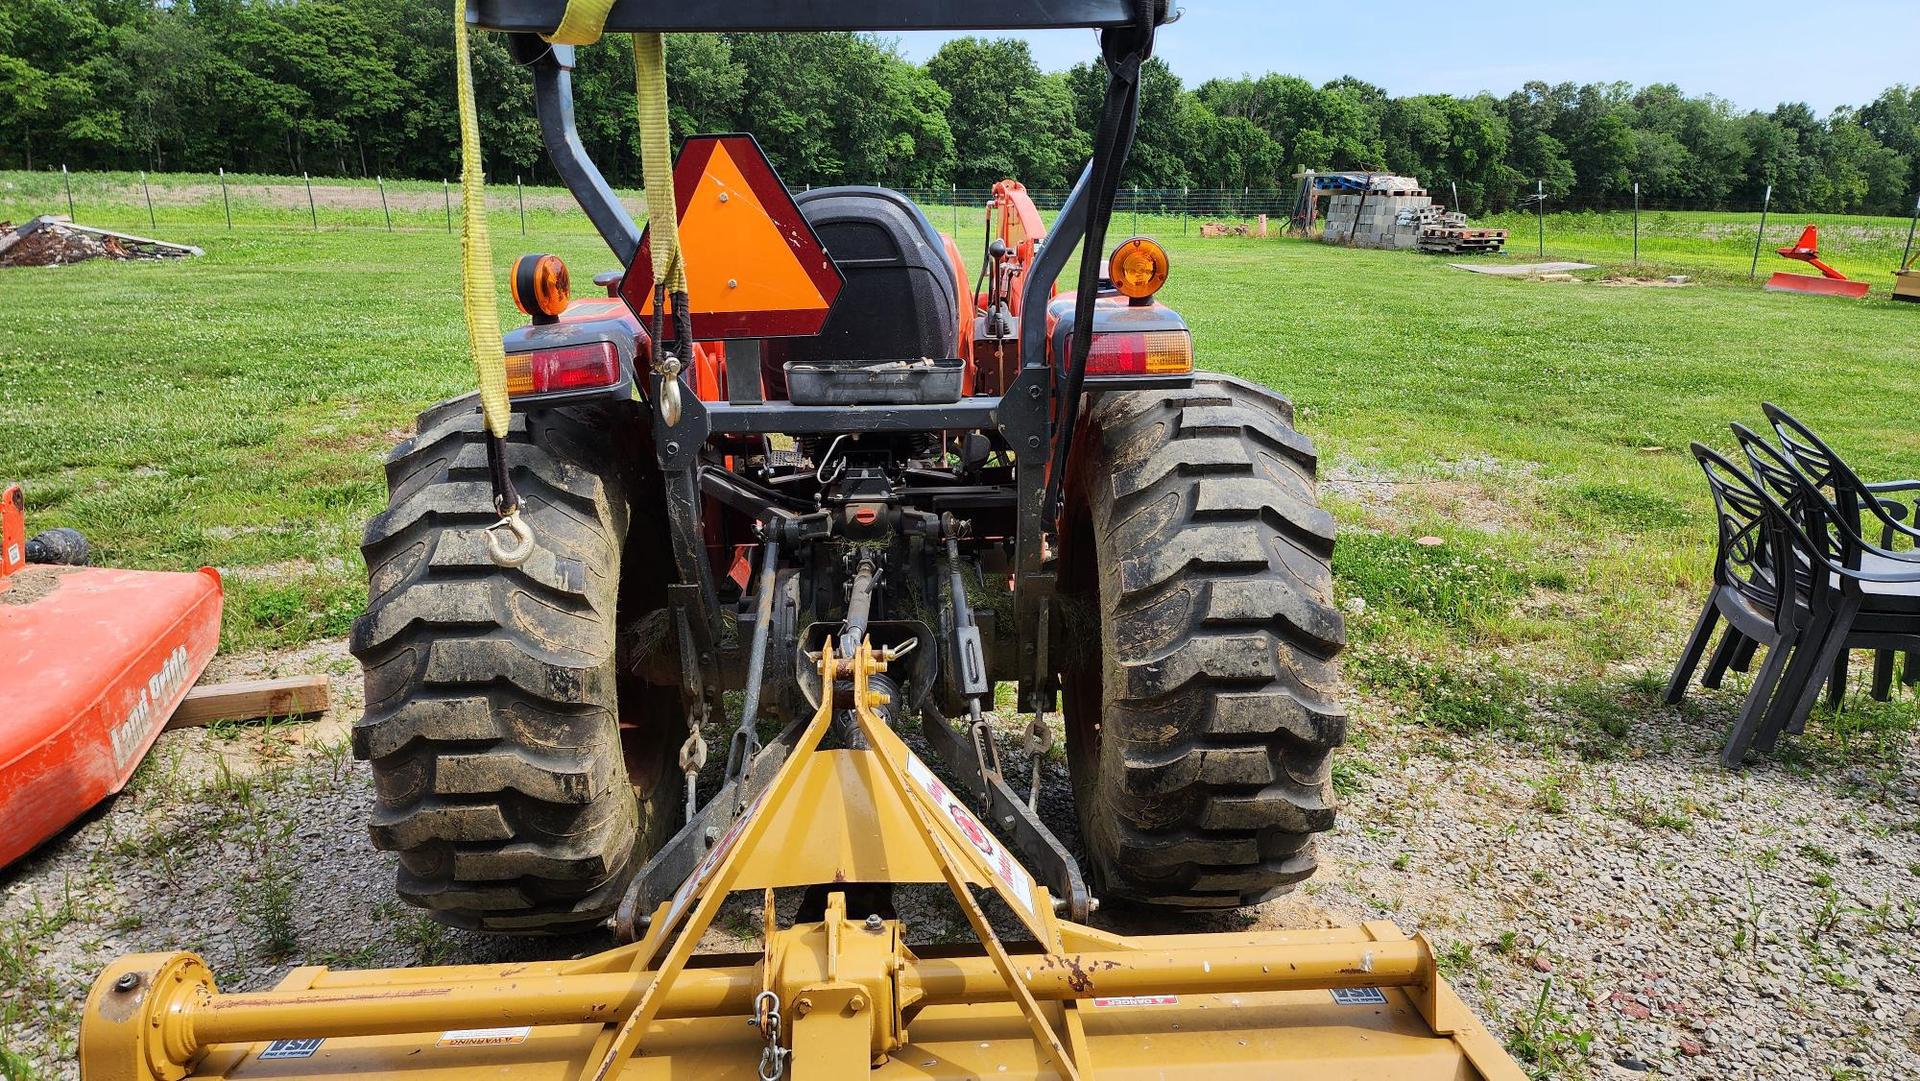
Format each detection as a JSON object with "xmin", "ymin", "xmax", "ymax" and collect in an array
[{"xmin": 5, "ymin": 0, "xmax": 1919, "ymax": 215}]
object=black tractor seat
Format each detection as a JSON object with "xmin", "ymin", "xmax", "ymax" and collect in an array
[{"xmin": 763, "ymin": 186, "xmax": 962, "ymax": 403}]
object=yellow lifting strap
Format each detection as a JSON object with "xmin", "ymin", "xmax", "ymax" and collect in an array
[
  {"xmin": 450, "ymin": 0, "xmax": 685, "ymax": 427},
  {"xmin": 630, "ymin": 34, "xmax": 688, "ymax": 297},
  {"xmin": 542, "ymin": 2, "xmax": 687, "ymax": 297},
  {"xmin": 452, "ymin": 0, "xmax": 509, "ymax": 441}
]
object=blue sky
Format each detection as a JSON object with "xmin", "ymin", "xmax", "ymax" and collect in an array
[{"xmin": 894, "ymin": 1, "xmax": 1920, "ymax": 115}]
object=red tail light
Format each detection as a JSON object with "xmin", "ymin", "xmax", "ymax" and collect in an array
[
  {"xmin": 1085, "ymin": 330, "xmax": 1194, "ymax": 376},
  {"xmin": 506, "ymin": 342, "xmax": 622, "ymax": 396}
]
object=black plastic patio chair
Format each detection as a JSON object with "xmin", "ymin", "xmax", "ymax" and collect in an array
[
  {"xmin": 1667, "ymin": 443, "xmax": 1811, "ymax": 766},
  {"xmin": 1764, "ymin": 402, "xmax": 1920, "ymax": 697},
  {"xmin": 1729, "ymin": 427, "xmax": 1920, "ymax": 754}
]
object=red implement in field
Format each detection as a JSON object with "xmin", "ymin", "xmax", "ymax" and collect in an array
[
  {"xmin": 1766, "ymin": 225, "xmax": 1872, "ymax": 299},
  {"xmin": 0, "ymin": 485, "xmax": 222, "ymax": 868}
]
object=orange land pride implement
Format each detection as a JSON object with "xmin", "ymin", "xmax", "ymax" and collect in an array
[
  {"xmin": 0, "ymin": 485, "xmax": 221, "ymax": 869},
  {"xmin": 1764, "ymin": 225, "xmax": 1872, "ymax": 299},
  {"xmin": 84, "ymin": 639, "xmax": 1521, "ymax": 1081}
]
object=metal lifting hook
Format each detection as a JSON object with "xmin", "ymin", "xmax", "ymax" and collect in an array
[
  {"xmin": 657, "ymin": 357, "xmax": 685, "ymax": 426},
  {"xmin": 484, "ymin": 509, "xmax": 535, "ymax": 568}
]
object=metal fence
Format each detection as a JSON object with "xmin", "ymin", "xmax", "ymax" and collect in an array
[
  {"xmin": 9, "ymin": 167, "xmax": 1916, "ymax": 280},
  {"xmin": 2, "ymin": 168, "xmax": 1296, "ymax": 237}
]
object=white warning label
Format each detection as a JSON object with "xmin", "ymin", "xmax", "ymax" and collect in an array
[
  {"xmin": 437, "ymin": 1026, "xmax": 531, "ymax": 1047},
  {"xmin": 904, "ymin": 751, "xmax": 1037, "ymax": 918}
]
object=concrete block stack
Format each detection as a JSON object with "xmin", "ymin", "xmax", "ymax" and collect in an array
[{"xmin": 1319, "ymin": 177, "xmax": 1430, "ymax": 249}]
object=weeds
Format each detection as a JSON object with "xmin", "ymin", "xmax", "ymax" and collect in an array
[
  {"xmin": 1334, "ymin": 531, "xmax": 1531, "ymax": 629},
  {"xmin": 1436, "ymin": 940, "xmax": 1475, "ymax": 977},
  {"xmin": 1357, "ymin": 650, "xmax": 1531, "ymax": 739},
  {"xmin": 1614, "ymin": 792, "xmax": 1693, "ymax": 832},
  {"xmin": 408, "ymin": 916, "xmax": 458, "ymax": 965},
  {"xmin": 1555, "ymin": 482, "xmax": 1688, "ymax": 532},
  {"xmin": 1508, "ymin": 977, "xmax": 1594, "ymax": 1079},
  {"xmin": 1529, "ymin": 774, "xmax": 1570, "ymax": 814}
]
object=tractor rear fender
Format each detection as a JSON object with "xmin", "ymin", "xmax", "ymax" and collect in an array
[
  {"xmin": 1045, "ymin": 294, "xmax": 1197, "ymax": 389},
  {"xmin": 498, "ymin": 308, "xmax": 640, "ymax": 408}
]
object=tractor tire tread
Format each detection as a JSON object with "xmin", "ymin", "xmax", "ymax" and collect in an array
[
  {"xmin": 1070, "ymin": 375, "xmax": 1347, "ymax": 909},
  {"xmin": 351, "ymin": 400, "xmax": 644, "ymax": 933}
]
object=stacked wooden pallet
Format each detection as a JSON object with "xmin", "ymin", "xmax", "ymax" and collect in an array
[{"xmin": 1417, "ymin": 227, "xmax": 1509, "ymax": 255}]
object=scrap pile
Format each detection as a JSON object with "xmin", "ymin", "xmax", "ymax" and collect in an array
[
  {"xmin": 1318, "ymin": 176, "xmax": 1507, "ymax": 255},
  {"xmin": 1198, "ymin": 214, "xmax": 1270, "ymax": 238},
  {"xmin": 0, "ymin": 216, "xmax": 202, "ymax": 268},
  {"xmin": 1414, "ymin": 209, "xmax": 1509, "ymax": 255}
]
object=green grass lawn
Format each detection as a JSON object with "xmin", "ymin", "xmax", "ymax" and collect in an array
[
  {"xmin": 1476, "ymin": 206, "xmax": 1917, "ymax": 284},
  {"xmin": 3, "ymin": 173, "xmax": 1918, "ymax": 763}
]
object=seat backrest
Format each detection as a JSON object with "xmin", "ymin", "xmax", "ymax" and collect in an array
[
  {"xmin": 1762, "ymin": 403, "xmax": 1887, "ymax": 530},
  {"xmin": 781, "ymin": 187, "xmax": 959, "ymax": 368},
  {"xmin": 1732, "ymin": 424, "xmax": 1848, "ymax": 576},
  {"xmin": 1693, "ymin": 442, "xmax": 1792, "ymax": 621}
]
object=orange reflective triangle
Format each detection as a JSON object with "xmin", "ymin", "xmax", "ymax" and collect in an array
[
  {"xmin": 622, "ymin": 134, "xmax": 843, "ymax": 341},
  {"xmin": 673, "ymin": 141, "xmax": 825, "ymax": 315}
]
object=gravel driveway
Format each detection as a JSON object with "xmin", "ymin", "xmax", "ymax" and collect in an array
[{"xmin": 3, "ymin": 643, "xmax": 1915, "ymax": 1080}]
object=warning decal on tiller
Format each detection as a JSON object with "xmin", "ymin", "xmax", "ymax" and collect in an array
[
  {"xmin": 904, "ymin": 751, "xmax": 1037, "ymax": 918},
  {"xmin": 437, "ymin": 1026, "xmax": 532, "ymax": 1047}
]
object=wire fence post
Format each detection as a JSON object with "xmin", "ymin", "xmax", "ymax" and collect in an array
[
  {"xmin": 218, "ymin": 167, "xmax": 232, "ymax": 230},
  {"xmin": 951, "ymin": 184, "xmax": 958, "ymax": 235},
  {"xmin": 140, "ymin": 170, "xmax": 156, "ymax": 229},
  {"xmin": 1749, "ymin": 184, "xmax": 1773, "ymax": 279},
  {"xmin": 377, "ymin": 175, "xmax": 392, "ymax": 231},
  {"xmin": 1181, "ymin": 186, "xmax": 1188, "ymax": 234},
  {"xmin": 1131, "ymin": 185, "xmax": 1139, "ymax": 235},
  {"xmin": 1900, "ymin": 192, "xmax": 1919, "ymax": 272},
  {"xmin": 517, "ymin": 175, "xmax": 526, "ymax": 235},
  {"xmin": 304, "ymin": 172, "xmax": 317, "ymax": 232},
  {"xmin": 1535, "ymin": 180, "xmax": 1545, "ymax": 258},
  {"xmin": 61, "ymin": 164, "xmax": 75, "ymax": 220},
  {"xmin": 444, "ymin": 180, "xmax": 453, "ymax": 233},
  {"xmin": 1632, "ymin": 182, "xmax": 1640, "ymax": 264}
]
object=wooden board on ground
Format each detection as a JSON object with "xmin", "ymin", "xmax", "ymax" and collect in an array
[{"xmin": 167, "ymin": 675, "xmax": 330, "ymax": 729}]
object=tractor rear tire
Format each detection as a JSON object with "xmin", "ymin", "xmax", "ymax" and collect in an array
[
  {"xmin": 1062, "ymin": 375, "xmax": 1347, "ymax": 909},
  {"xmin": 350, "ymin": 399, "xmax": 678, "ymax": 933}
]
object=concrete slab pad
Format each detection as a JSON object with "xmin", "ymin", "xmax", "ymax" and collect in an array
[{"xmin": 1450, "ymin": 261, "xmax": 1596, "ymax": 276}]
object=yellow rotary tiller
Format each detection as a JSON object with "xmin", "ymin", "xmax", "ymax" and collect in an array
[{"xmin": 83, "ymin": 640, "xmax": 1522, "ymax": 1081}]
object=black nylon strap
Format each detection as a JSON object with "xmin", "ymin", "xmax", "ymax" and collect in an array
[
  {"xmin": 485, "ymin": 429, "xmax": 522, "ymax": 515},
  {"xmin": 1040, "ymin": 0, "xmax": 1158, "ymax": 530}
]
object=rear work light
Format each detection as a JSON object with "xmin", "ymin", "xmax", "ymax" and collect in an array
[
  {"xmin": 511, "ymin": 253, "xmax": 571, "ymax": 324},
  {"xmin": 505, "ymin": 341, "xmax": 622, "ymax": 396},
  {"xmin": 1085, "ymin": 329, "xmax": 1193, "ymax": 376}
]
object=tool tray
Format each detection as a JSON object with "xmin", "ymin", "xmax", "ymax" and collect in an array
[{"xmin": 784, "ymin": 358, "xmax": 965, "ymax": 406}]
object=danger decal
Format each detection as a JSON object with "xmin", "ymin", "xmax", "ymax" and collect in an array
[{"xmin": 904, "ymin": 751, "xmax": 1037, "ymax": 918}]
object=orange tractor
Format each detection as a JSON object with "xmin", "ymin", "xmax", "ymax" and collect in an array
[{"xmin": 79, "ymin": 2, "xmax": 1526, "ymax": 1078}]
